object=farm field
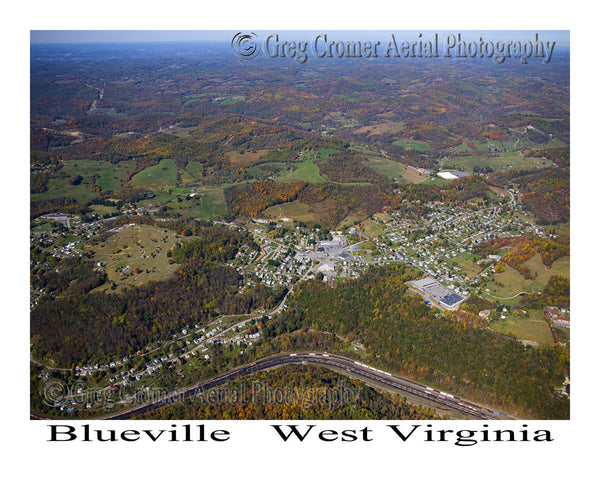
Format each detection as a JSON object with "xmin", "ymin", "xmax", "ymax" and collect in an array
[
  {"xmin": 421, "ymin": 177, "xmax": 450, "ymax": 186},
  {"xmin": 393, "ymin": 139, "xmax": 433, "ymax": 152},
  {"xmin": 88, "ymin": 204, "xmax": 119, "ymax": 216},
  {"xmin": 554, "ymin": 325, "xmax": 570, "ymax": 345},
  {"xmin": 31, "ymin": 158, "xmax": 137, "ymax": 203},
  {"xmin": 524, "ymin": 254, "xmax": 570, "ymax": 284},
  {"xmin": 366, "ymin": 156, "xmax": 407, "ymax": 180},
  {"xmin": 318, "ymin": 148, "xmax": 340, "ymax": 158},
  {"xmin": 31, "ymin": 177, "xmax": 98, "ymax": 204},
  {"xmin": 402, "ymin": 165, "xmax": 431, "ymax": 183},
  {"xmin": 452, "ymin": 253, "xmax": 485, "ymax": 278},
  {"xmin": 484, "ymin": 254, "xmax": 570, "ymax": 302},
  {"xmin": 131, "ymin": 158, "xmax": 177, "ymax": 187},
  {"xmin": 262, "ymin": 199, "xmax": 316, "ymax": 224},
  {"xmin": 452, "ymin": 140, "xmax": 477, "ymax": 153},
  {"xmin": 473, "ymin": 136, "xmax": 567, "ymax": 153},
  {"xmin": 337, "ymin": 214, "xmax": 362, "ymax": 230},
  {"xmin": 182, "ymin": 93, "xmax": 210, "ymax": 106},
  {"xmin": 352, "ymin": 121, "xmax": 405, "ymax": 136},
  {"xmin": 60, "ymin": 158, "xmax": 135, "ymax": 192},
  {"xmin": 360, "ymin": 218, "xmax": 386, "ymax": 238},
  {"xmin": 444, "ymin": 152, "xmax": 549, "ymax": 173},
  {"xmin": 169, "ymin": 188, "xmax": 228, "ymax": 220},
  {"xmin": 132, "ymin": 185, "xmax": 228, "ymax": 220},
  {"xmin": 182, "ymin": 161, "xmax": 206, "ymax": 179},
  {"xmin": 275, "ymin": 148, "xmax": 338, "ymax": 184},
  {"xmin": 226, "ymin": 149, "xmax": 270, "ymax": 167},
  {"xmin": 283, "ymin": 159, "xmax": 327, "ymax": 183},
  {"xmin": 241, "ymin": 162, "xmax": 287, "ymax": 181},
  {"xmin": 489, "ymin": 309, "xmax": 554, "ymax": 345}
]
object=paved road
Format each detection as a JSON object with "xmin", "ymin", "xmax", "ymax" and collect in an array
[
  {"xmin": 486, "ymin": 291, "xmax": 528, "ymax": 300},
  {"xmin": 101, "ymin": 353, "xmax": 512, "ymax": 420}
]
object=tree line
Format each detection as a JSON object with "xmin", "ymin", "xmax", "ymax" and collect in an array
[
  {"xmin": 264, "ymin": 264, "xmax": 569, "ymax": 419},
  {"xmin": 31, "ymin": 223, "xmax": 284, "ymax": 367}
]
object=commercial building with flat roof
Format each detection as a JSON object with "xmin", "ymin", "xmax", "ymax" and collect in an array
[{"xmin": 409, "ymin": 277, "xmax": 466, "ymax": 311}]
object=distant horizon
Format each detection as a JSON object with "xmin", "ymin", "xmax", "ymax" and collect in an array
[
  {"xmin": 31, "ymin": 30, "xmax": 235, "ymax": 44},
  {"xmin": 30, "ymin": 30, "xmax": 570, "ymax": 48}
]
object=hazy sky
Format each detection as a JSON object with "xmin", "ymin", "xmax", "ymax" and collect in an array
[
  {"xmin": 31, "ymin": 30, "xmax": 570, "ymax": 47},
  {"xmin": 30, "ymin": 30, "xmax": 234, "ymax": 43}
]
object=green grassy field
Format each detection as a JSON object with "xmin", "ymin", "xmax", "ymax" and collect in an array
[
  {"xmin": 241, "ymin": 162, "xmax": 287, "ymax": 181},
  {"xmin": 452, "ymin": 136, "xmax": 567, "ymax": 155},
  {"xmin": 484, "ymin": 254, "xmax": 570, "ymax": 302},
  {"xmin": 75, "ymin": 159, "xmax": 130, "ymax": 190},
  {"xmin": 474, "ymin": 137, "xmax": 567, "ymax": 153},
  {"xmin": 31, "ymin": 218, "xmax": 57, "ymax": 233},
  {"xmin": 337, "ymin": 214, "xmax": 362, "ymax": 230},
  {"xmin": 319, "ymin": 148, "xmax": 339, "ymax": 158},
  {"xmin": 523, "ymin": 255, "xmax": 570, "ymax": 291},
  {"xmin": 134, "ymin": 184, "xmax": 228, "ymax": 220},
  {"xmin": 279, "ymin": 146, "xmax": 340, "ymax": 183},
  {"xmin": 88, "ymin": 204, "xmax": 119, "ymax": 216},
  {"xmin": 489, "ymin": 309, "xmax": 554, "ymax": 345},
  {"xmin": 31, "ymin": 158, "xmax": 136, "ymax": 203},
  {"xmin": 550, "ymin": 221, "xmax": 570, "ymax": 238},
  {"xmin": 182, "ymin": 93, "xmax": 209, "ymax": 106},
  {"xmin": 31, "ymin": 178, "xmax": 99, "ymax": 204},
  {"xmin": 262, "ymin": 199, "xmax": 316, "ymax": 223},
  {"xmin": 452, "ymin": 253, "xmax": 484, "ymax": 278},
  {"xmin": 284, "ymin": 159, "xmax": 327, "ymax": 183},
  {"xmin": 452, "ymin": 140, "xmax": 476, "ymax": 153},
  {"xmin": 444, "ymin": 152, "xmax": 548, "ymax": 173},
  {"xmin": 360, "ymin": 219, "xmax": 385, "ymax": 238},
  {"xmin": 183, "ymin": 161, "xmax": 206, "ymax": 179},
  {"xmin": 177, "ymin": 167, "xmax": 195, "ymax": 184},
  {"xmin": 554, "ymin": 325, "xmax": 570, "ymax": 345},
  {"xmin": 63, "ymin": 159, "xmax": 135, "ymax": 192},
  {"xmin": 195, "ymin": 188, "xmax": 228, "ymax": 219},
  {"xmin": 421, "ymin": 177, "xmax": 450, "ymax": 186},
  {"xmin": 131, "ymin": 158, "xmax": 177, "ymax": 187},
  {"xmin": 168, "ymin": 188, "xmax": 228, "ymax": 220},
  {"xmin": 393, "ymin": 139, "xmax": 433, "ymax": 152},
  {"xmin": 367, "ymin": 156, "xmax": 407, "ymax": 179}
]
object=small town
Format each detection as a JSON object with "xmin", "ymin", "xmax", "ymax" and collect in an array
[
  {"xmin": 28, "ymin": 30, "xmax": 571, "ymax": 433},
  {"xmin": 30, "ymin": 171, "xmax": 570, "ymax": 415}
]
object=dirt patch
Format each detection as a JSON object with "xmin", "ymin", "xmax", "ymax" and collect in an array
[
  {"xmin": 226, "ymin": 149, "xmax": 269, "ymax": 167},
  {"xmin": 353, "ymin": 121, "xmax": 405, "ymax": 136},
  {"xmin": 402, "ymin": 165, "xmax": 431, "ymax": 183}
]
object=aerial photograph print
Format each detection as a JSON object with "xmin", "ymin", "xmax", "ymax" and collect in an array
[{"xmin": 30, "ymin": 29, "xmax": 571, "ymax": 422}]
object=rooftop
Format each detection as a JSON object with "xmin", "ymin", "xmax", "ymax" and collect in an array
[{"xmin": 409, "ymin": 277, "xmax": 466, "ymax": 310}]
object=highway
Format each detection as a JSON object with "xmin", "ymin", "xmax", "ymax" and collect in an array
[{"xmin": 103, "ymin": 353, "xmax": 513, "ymax": 420}]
